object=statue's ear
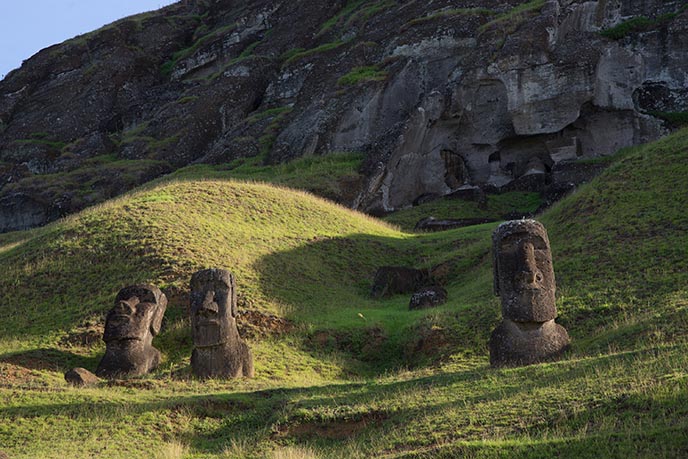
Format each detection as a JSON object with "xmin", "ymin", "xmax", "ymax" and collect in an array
[
  {"xmin": 149, "ymin": 293, "xmax": 168, "ymax": 335},
  {"xmin": 493, "ymin": 245, "xmax": 500, "ymax": 296},
  {"xmin": 229, "ymin": 273, "xmax": 238, "ymax": 318}
]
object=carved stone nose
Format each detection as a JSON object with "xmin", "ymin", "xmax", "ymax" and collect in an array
[
  {"xmin": 201, "ymin": 290, "xmax": 219, "ymax": 313},
  {"xmin": 519, "ymin": 242, "xmax": 542, "ymax": 285}
]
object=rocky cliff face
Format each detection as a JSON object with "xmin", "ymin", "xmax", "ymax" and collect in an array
[{"xmin": 1, "ymin": 0, "xmax": 686, "ymax": 231}]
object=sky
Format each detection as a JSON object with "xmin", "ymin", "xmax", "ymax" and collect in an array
[{"xmin": 0, "ymin": 0, "xmax": 179, "ymax": 79}]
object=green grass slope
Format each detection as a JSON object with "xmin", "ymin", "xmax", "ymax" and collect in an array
[{"xmin": 1, "ymin": 129, "xmax": 688, "ymax": 458}]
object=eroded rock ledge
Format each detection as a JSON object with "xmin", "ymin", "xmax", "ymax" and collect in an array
[{"xmin": 0, "ymin": 0, "xmax": 686, "ymax": 230}]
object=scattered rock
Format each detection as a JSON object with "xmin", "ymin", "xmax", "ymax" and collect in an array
[
  {"xmin": 64, "ymin": 367, "xmax": 99, "ymax": 387},
  {"xmin": 371, "ymin": 266, "xmax": 429, "ymax": 299},
  {"xmin": 409, "ymin": 287, "xmax": 448, "ymax": 310}
]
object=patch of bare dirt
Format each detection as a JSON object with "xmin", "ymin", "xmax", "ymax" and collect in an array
[
  {"xmin": 237, "ymin": 310, "xmax": 295, "ymax": 339},
  {"xmin": 0, "ymin": 351, "xmax": 62, "ymax": 371},
  {"xmin": 276, "ymin": 411, "xmax": 387, "ymax": 440},
  {"xmin": 59, "ymin": 323, "xmax": 104, "ymax": 347}
]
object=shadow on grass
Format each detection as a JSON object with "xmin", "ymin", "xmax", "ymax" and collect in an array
[
  {"xmin": 0, "ymin": 347, "xmax": 100, "ymax": 373},
  {"xmin": 2, "ymin": 344, "xmax": 686, "ymax": 456},
  {"xmin": 252, "ymin": 229, "xmax": 495, "ymax": 376}
]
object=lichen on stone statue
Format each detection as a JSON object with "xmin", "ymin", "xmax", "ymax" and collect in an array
[
  {"xmin": 190, "ymin": 268, "xmax": 254, "ymax": 379},
  {"xmin": 96, "ymin": 285, "xmax": 167, "ymax": 379},
  {"xmin": 489, "ymin": 220, "xmax": 570, "ymax": 366}
]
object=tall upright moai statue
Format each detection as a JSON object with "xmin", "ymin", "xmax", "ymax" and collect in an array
[
  {"xmin": 190, "ymin": 268, "xmax": 254, "ymax": 379},
  {"xmin": 489, "ymin": 220, "xmax": 570, "ymax": 366}
]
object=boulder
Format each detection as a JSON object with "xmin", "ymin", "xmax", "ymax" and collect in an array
[
  {"xmin": 409, "ymin": 287, "xmax": 448, "ymax": 310},
  {"xmin": 64, "ymin": 367, "xmax": 99, "ymax": 387}
]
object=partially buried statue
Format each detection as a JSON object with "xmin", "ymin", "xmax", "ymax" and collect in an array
[
  {"xmin": 190, "ymin": 269, "xmax": 254, "ymax": 378},
  {"xmin": 489, "ymin": 220, "xmax": 570, "ymax": 366},
  {"xmin": 96, "ymin": 285, "xmax": 167, "ymax": 378}
]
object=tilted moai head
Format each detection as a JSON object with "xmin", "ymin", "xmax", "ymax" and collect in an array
[
  {"xmin": 493, "ymin": 220, "xmax": 556, "ymax": 322},
  {"xmin": 97, "ymin": 284, "xmax": 167, "ymax": 378},
  {"xmin": 190, "ymin": 268, "xmax": 254, "ymax": 378},
  {"xmin": 190, "ymin": 268, "xmax": 238, "ymax": 348}
]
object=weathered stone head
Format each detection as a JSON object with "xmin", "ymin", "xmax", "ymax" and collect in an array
[
  {"xmin": 493, "ymin": 219, "xmax": 556, "ymax": 322},
  {"xmin": 190, "ymin": 269, "xmax": 254, "ymax": 379},
  {"xmin": 190, "ymin": 268, "xmax": 238, "ymax": 348},
  {"xmin": 490, "ymin": 220, "xmax": 570, "ymax": 367},
  {"xmin": 96, "ymin": 284, "xmax": 167, "ymax": 379}
]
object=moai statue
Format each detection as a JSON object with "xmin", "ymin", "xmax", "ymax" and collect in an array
[
  {"xmin": 96, "ymin": 285, "xmax": 167, "ymax": 378},
  {"xmin": 489, "ymin": 220, "xmax": 570, "ymax": 366},
  {"xmin": 190, "ymin": 269, "xmax": 254, "ymax": 379}
]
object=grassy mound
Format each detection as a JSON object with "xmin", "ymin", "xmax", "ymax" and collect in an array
[{"xmin": 1, "ymin": 129, "xmax": 688, "ymax": 458}]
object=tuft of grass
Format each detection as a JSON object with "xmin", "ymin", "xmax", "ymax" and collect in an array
[
  {"xmin": 246, "ymin": 106, "xmax": 294, "ymax": 126},
  {"xmin": 176, "ymin": 95, "xmax": 199, "ymax": 105},
  {"xmin": 161, "ymin": 23, "xmax": 237, "ymax": 77},
  {"xmin": 337, "ymin": 65, "xmax": 388, "ymax": 86},
  {"xmin": 12, "ymin": 134, "xmax": 67, "ymax": 150},
  {"xmin": 479, "ymin": 0, "xmax": 545, "ymax": 33},
  {"xmin": 600, "ymin": 7, "xmax": 686, "ymax": 40},
  {"xmin": 344, "ymin": 0, "xmax": 396, "ymax": 28},
  {"xmin": 245, "ymin": 106, "xmax": 294, "ymax": 157},
  {"xmin": 648, "ymin": 110, "xmax": 688, "ymax": 126},
  {"xmin": 317, "ymin": 0, "xmax": 367, "ymax": 36},
  {"xmin": 599, "ymin": 16, "xmax": 654, "ymax": 39},
  {"xmin": 269, "ymin": 446, "xmax": 320, "ymax": 459},
  {"xmin": 152, "ymin": 441, "xmax": 189, "ymax": 459},
  {"xmin": 282, "ymin": 41, "xmax": 346, "ymax": 66},
  {"xmin": 405, "ymin": 7, "xmax": 495, "ymax": 28}
]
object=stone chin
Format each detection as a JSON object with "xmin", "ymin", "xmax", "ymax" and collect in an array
[
  {"xmin": 193, "ymin": 322, "xmax": 225, "ymax": 347},
  {"xmin": 516, "ymin": 288, "xmax": 553, "ymax": 308}
]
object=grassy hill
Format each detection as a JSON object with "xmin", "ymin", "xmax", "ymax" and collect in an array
[{"xmin": 1, "ymin": 129, "xmax": 687, "ymax": 458}]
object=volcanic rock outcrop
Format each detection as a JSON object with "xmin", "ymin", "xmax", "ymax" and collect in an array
[
  {"xmin": 489, "ymin": 219, "xmax": 570, "ymax": 366},
  {"xmin": 1, "ymin": 0, "xmax": 686, "ymax": 230}
]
